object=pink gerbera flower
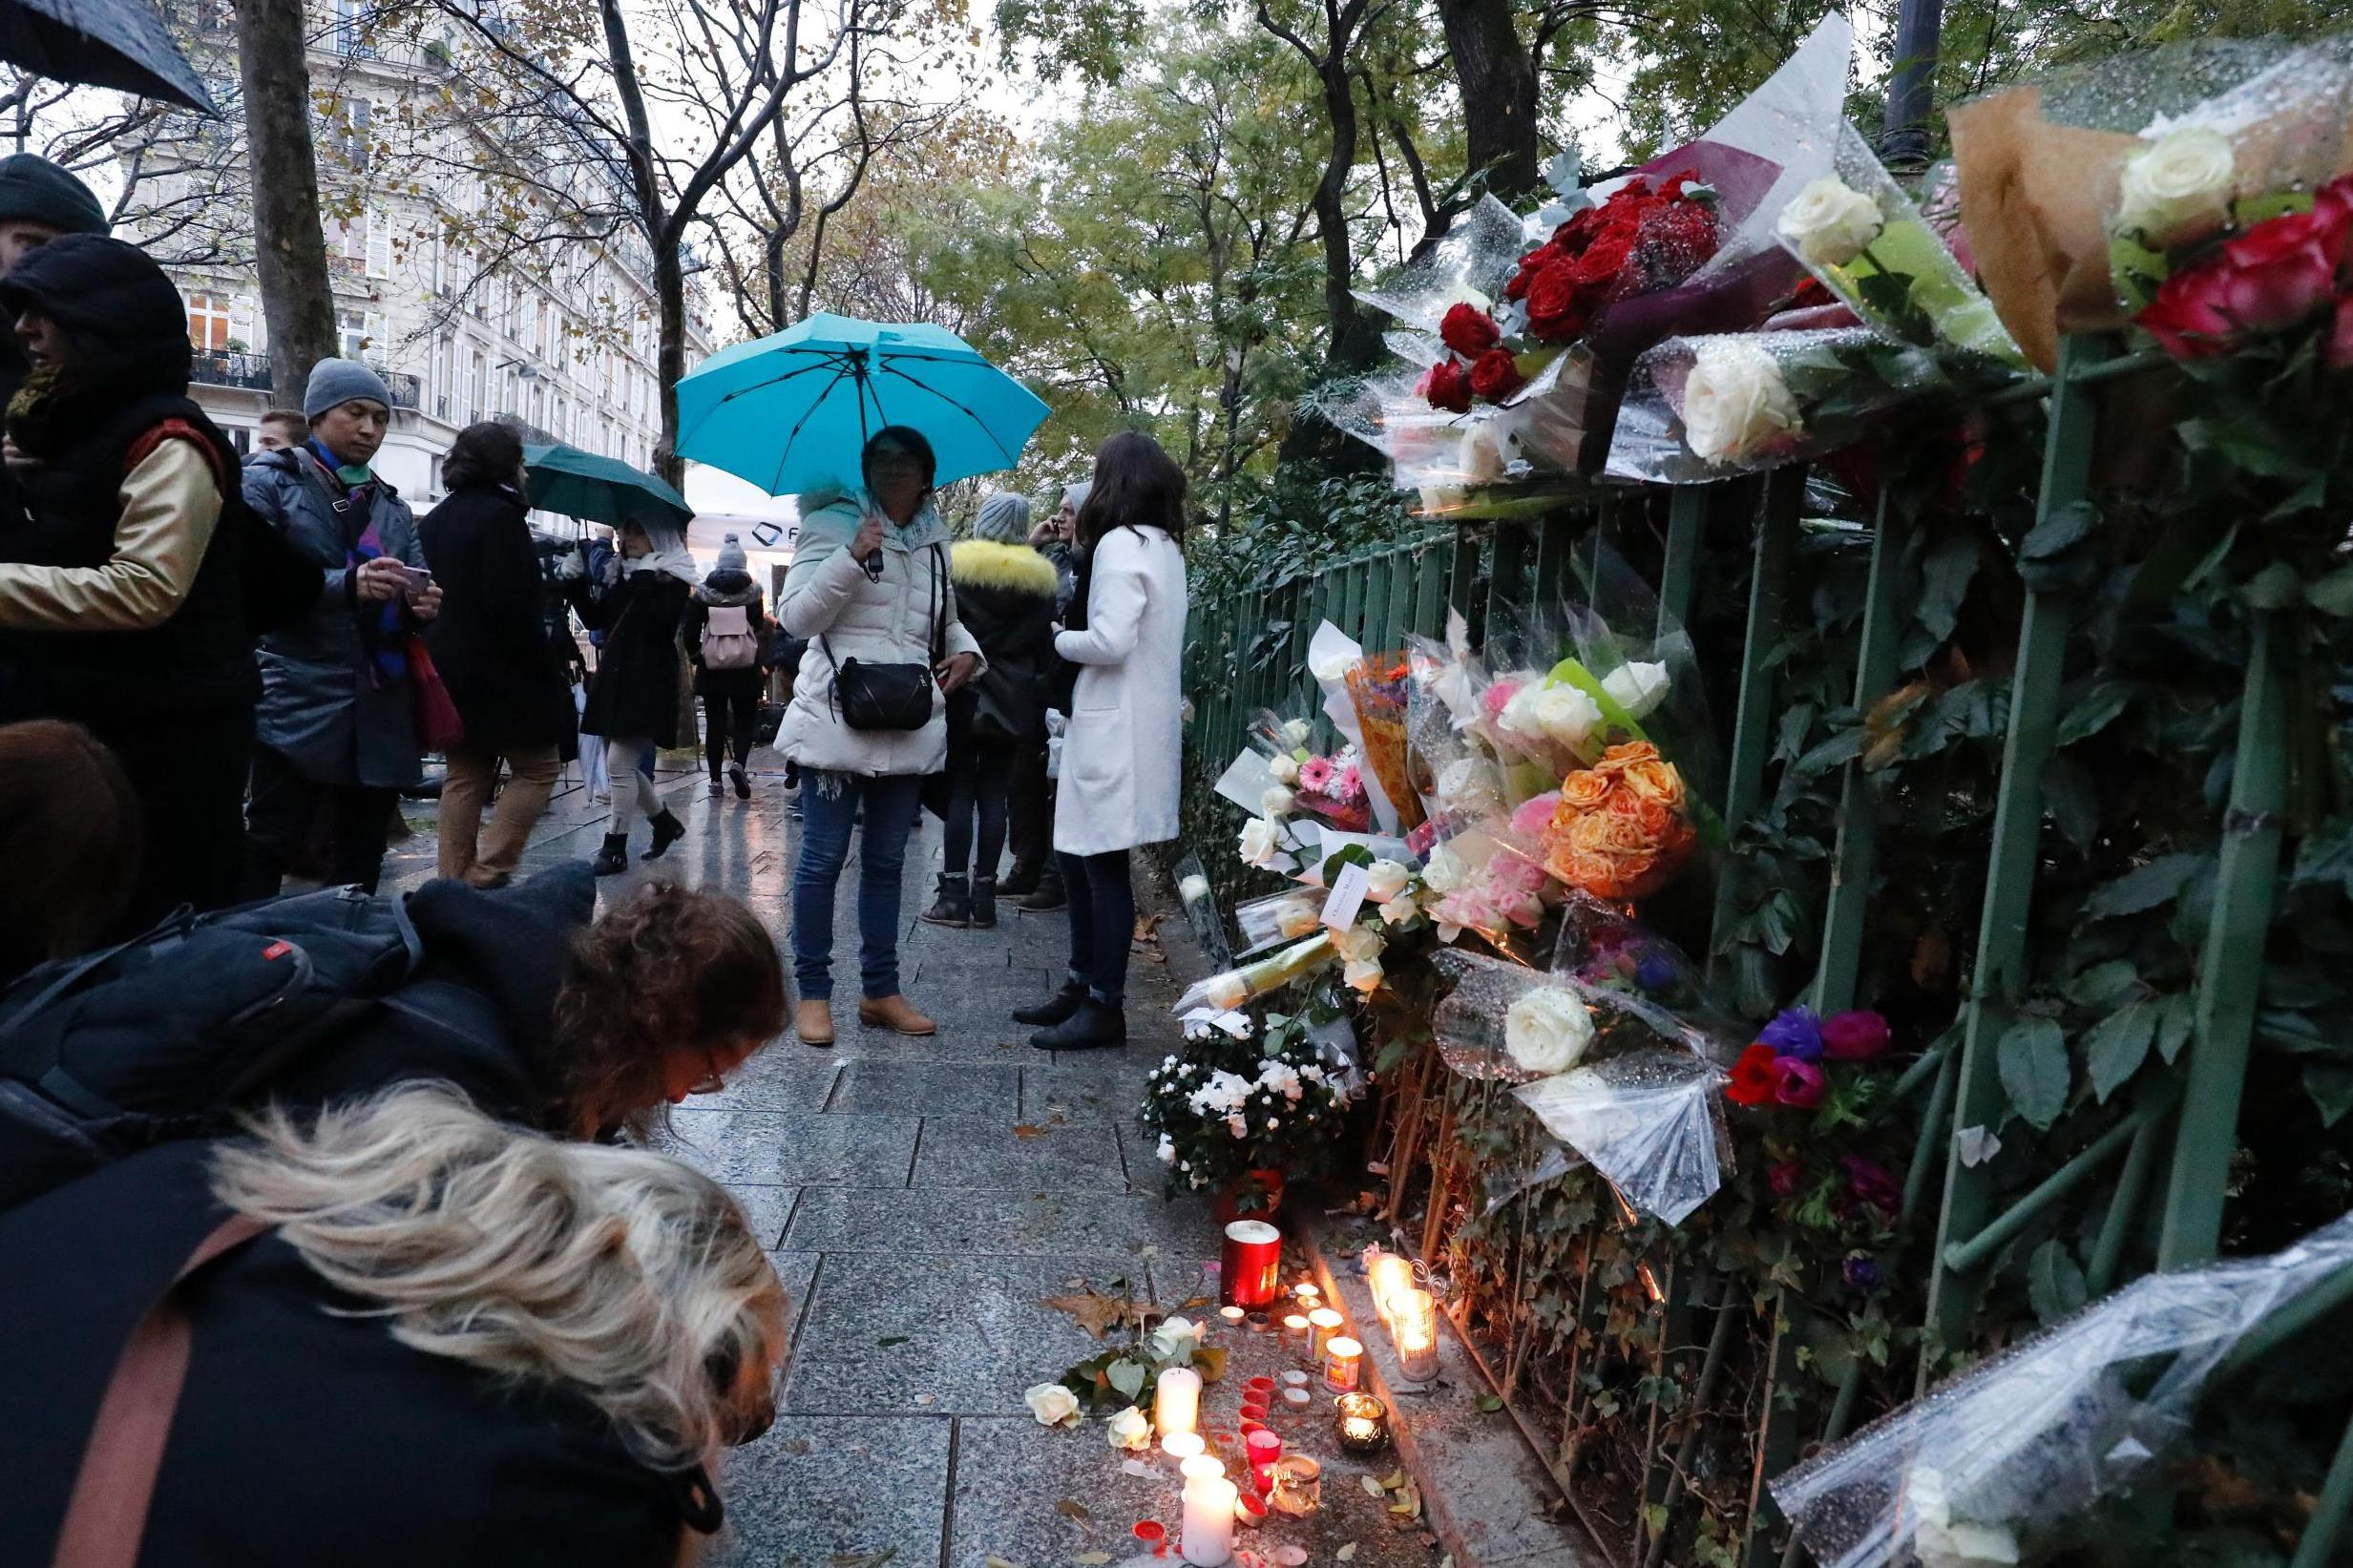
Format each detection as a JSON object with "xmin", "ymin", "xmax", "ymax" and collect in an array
[
  {"xmin": 1334, "ymin": 764, "xmax": 1364, "ymax": 803},
  {"xmin": 1297, "ymin": 756, "xmax": 1334, "ymax": 793},
  {"xmin": 1481, "ymin": 679, "xmax": 1523, "ymax": 725}
]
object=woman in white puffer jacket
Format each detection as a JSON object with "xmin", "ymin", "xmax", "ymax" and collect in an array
[{"xmin": 776, "ymin": 427, "xmax": 982, "ymax": 1047}]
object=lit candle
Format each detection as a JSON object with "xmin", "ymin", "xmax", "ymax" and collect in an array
[
  {"xmin": 1367, "ymin": 1251, "xmax": 1414, "ymax": 1328},
  {"xmin": 1156, "ymin": 1366, "xmax": 1203, "ymax": 1438},
  {"xmin": 1220, "ymin": 1221, "xmax": 1282, "ymax": 1308},
  {"xmin": 1393, "ymin": 1288, "xmax": 1439, "ymax": 1381},
  {"xmin": 1292, "ymin": 1282, "xmax": 1321, "ymax": 1309},
  {"xmin": 1306, "ymin": 1307, "xmax": 1345, "ymax": 1360},
  {"xmin": 1162, "ymin": 1432, "xmax": 1206, "ymax": 1462},
  {"xmin": 1181, "ymin": 1475, "xmax": 1238, "ymax": 1566},
  {"xmin": 1181, "ymin": 1453, "xmax": 1226, "ymax": 1483},
  {"xmin": 1280, "ymin": 1312, "xmax": 1311, "ymax": 1346},
  {"xmin": 1334, "ymin": 1392, "xmax": 1391, "ymax": 1454},
  {"xmin": 1324, "ymin": 1334, "xmax": 1364, "ymax": 1391}
]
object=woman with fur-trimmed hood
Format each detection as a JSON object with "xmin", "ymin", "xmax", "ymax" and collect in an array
[{"xmin": 921, "ymin": 491, "xmax": 1058, "ymax": 930}]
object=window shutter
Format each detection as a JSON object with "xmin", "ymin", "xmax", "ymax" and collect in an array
[{"xmin": 366, "ymin": 211, "xmax": 391, "ymax": 279}]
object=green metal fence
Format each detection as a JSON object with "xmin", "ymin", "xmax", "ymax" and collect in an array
[{"xmin": 1179, "ymin": 333, "xmax": 2353, "ymax": 1566}]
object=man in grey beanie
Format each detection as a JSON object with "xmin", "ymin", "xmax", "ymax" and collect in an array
[{"xmin": 238, "ymin": 357, "xmax": 441, "ymax": 899}]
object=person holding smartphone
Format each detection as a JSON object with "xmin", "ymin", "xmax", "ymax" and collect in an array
[{"xmin": 238, "ymin": 359, "xmax": 441, "ymax": 899}]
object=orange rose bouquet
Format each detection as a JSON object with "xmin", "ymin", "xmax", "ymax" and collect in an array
[{"xmin": 1544, "ymin": 741, "xmax": 1700, "ymax": 901}]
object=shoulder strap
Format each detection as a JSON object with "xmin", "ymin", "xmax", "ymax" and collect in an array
[
  {"xmin": 931, "ymin": 543, "xmax": 946, "ymax": 665},
  {"xmin": 51, "ymin": 1212, "xmax": 269, "ymax": 1568}
]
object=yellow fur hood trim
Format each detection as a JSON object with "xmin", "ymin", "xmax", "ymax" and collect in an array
[{"xmin": 951, "ymin": 539, "xmax": 1059, "ymax": 596}]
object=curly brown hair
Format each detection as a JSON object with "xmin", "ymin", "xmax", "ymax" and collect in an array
[{"xmin": 552, "ymin": 883, "xmax": 786, "ymax": 1136}]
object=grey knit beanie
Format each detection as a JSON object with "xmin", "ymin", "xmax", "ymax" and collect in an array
[
  {"xmin": 0, "ymin": 155, "xmax": 107, "ymax": 238},
  {"xmin": 974, "ymin": 491, "xmax": 1032, "ymax": 544},
  {"xmin": 1062, "ymin": 480, "xmax": 1093, "ymax": 512},
  {"xmin": 304, "ymin": 358, "xmax": 393, "ymax": 420},
  {"xmin": 716, "ymin": 531, "xmax": 748, "ymax": 573}
]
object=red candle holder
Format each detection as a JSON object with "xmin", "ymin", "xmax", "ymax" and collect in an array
[{"xmin": 1221, "ymin": 1221, "xmax": 1282, "ymax": 1308}]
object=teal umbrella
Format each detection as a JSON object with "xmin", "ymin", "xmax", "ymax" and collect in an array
[
  {"xmin": 674, "ymin": 313, "xmax": 1048, "ymax": 496},
  {"xmin": 522, "ymin": 443, "xmax": 693, "ymax": 533}
]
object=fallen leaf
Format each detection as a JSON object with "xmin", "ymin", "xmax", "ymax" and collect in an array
[
  {"xmin": 986, "ymin": 1556, "xmax": 1029, "ymax": 1568},
  {"xmin": 914, "ymin": 1392, "xmax": 936, "ymax": 1406},
  {"xmin": 1360, "ymin": 1476, "xmax": 1386, "ymax": 1498},
  {"xmin": 782, "ymin": 1436, "xmax": 813, "ymax": 1454},
  {"xmin": 1055, "ymin": 1499, "xmax": 1092, "ymax": 1520},
  {"xmin": 1015, "ymin": 1123, "xmax": 1049, "ymax": 1140},
  {"xmin": 1379, "ymin": 1470, "xmax": 1405, "ymax": 1492},
  {"xmin": 1475, "ymin": 1393, "xmax": 1503, "ymax": 1413},
  {"xmin": 833, "ymin": 1552, "xmax": 898, "ymax": 1568},
  {"xmin": 1336, "ymin": 1547, "xmax": 1358, "ymax": 1562},
  {"xmin": 1076, "ymin": 1555, "xmax": 1114, "ymax": 1564},
  {"xmin": 1042, "ymin": 1290, "xmax": 1133, "ymax": 1339},
  {"xmin": 877, "ymin": 1336, "xmax": 910, "ymax": 1348},
  {"xmin": 1388, "ymin": 1481, "xmax": 1422, "ymax": 1519}
]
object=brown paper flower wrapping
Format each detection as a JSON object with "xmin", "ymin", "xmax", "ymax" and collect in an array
[{"xmin": 1948, "ymin": 86, "xmax": 2140, "ymax": 372}]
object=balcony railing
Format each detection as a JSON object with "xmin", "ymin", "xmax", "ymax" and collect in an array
[
  {"xmin": 189, "ymin": 349, "xmax": 272, "ymax": 391},
  {"xmin": 189, "ymin": 350, "xmax": 420, "ymax": 410}
]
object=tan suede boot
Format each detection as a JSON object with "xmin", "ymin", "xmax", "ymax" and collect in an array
[
  {"xmin": 795, "ymin": 997, "xmax": 835, "ymax": 1048},
  {"xmin": 857, "ymin": 994, "xmax": 937, "ymax": 1036}
]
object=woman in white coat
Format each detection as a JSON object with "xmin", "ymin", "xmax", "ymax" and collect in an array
[
  {"xmin": 777, "ymin": 427, "xmax": 982, "ymax": 1046},
  {"xmin": 1016, "ymin": 431, "xmax": 1189, "ymax": 1051}
]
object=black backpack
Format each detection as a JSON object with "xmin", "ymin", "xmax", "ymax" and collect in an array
[{"xmin": 0, "ymin": 887, "xmax": 426, "ymax": 1212}]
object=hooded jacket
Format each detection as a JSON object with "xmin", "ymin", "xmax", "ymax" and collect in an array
[
  {"xmin": 566, "ymin": 551, "xmax": 692, "ymax": 742},
  {"xmin": 949, "ymin": 539, "xmax": 1058, "ymax": 742},
  {"xmin": 775, "ymin": 487, "xmax": 982, "ymax": 777},
  {"xmin": 683, "ymin": 567, "xmax": 767, "ymax": 699},
  {"xmin": 0, "ymin": 236, "xmax": 255, "ymax": 725}
]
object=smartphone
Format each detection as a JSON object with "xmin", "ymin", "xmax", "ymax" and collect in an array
[{"xmin": 399, "ymin": 565, "xmax": 433, "ymax": 593}]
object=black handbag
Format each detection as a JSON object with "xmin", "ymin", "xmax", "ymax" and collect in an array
[{"xmin": 824, "ymin": 542, "xmax": 945, "ymax": 733}]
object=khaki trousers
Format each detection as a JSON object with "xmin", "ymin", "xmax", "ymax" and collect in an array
[{"xmin": 437, "ymin": 742, "xmax": 560, "ymax": 885}]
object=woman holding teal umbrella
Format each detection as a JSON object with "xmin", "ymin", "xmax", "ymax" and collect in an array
[{"xmin": 776, "ymin": 426, "xmax": 983, "ymax": 1046}]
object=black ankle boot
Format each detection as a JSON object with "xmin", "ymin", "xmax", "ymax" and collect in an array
[
  {"xmin": 970, "ymin": 875, "xmax": 998, "ymax": 930},
  {"xmin": 642, "ymin": 809, "xmax": 686, "ymax": 860},
  {"xmin": 920, "ymin": 873, "xmax": 971, "ymax": 928},
  {"xmin": 730, "ymin": 763, "xmax": 751, "ymax": 800},
  {"xmin": 1013, "ymin": 978, "xmax": 1087, "ymax": 1026},
  {"xmin": 1031, "ymin": 995, "xmax": 1125, "ymax": 1052},
  {"xmin": 1019, "ymin": 868, "xmax": 1067, "ymax": 913},
  {"xmin": 591, "ymin": 832, "xmax": 629, "ymax": 876},
  {"xmin": 1000, "ymin": 860, "xmax": 1041, "ymax": 898}
]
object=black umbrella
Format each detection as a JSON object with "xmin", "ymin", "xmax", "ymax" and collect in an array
[{"xmin": 0, "ymin": 0, "xmax": 217, "ymax": 114}]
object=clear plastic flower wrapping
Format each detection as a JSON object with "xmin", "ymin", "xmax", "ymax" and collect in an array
[{"xmin": 1768, "ymin": 1210, "xmax": 2353, "ymax": 1568}]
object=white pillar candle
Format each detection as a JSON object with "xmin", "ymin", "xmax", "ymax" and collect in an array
[
  {"xmin": 1156, "ymin": 1366, "xmax": 1203, "ymax": 1437},
  {"xmin": 1181, "ymin": 1475, "xmax": 1238, "ymax": 1566},
  {"xmin": 1180, "ymin": 1453, "xmax": 1226, "ymax": 1482},
  {"xmin": 1162, "ymin": 1431, "xmax": 1206, "ymax": 1462}
]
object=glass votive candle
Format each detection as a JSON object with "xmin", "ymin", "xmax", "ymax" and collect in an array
[
  {"xmin": 1323, "ymin": 1335, "xmax": 1364, "ymax": 1392},
  {"xmin": 1245, "ymin": 1374, "xmax": 1276, "ymax": 1398},
  {"xmin": 1306, "ymin": 1307, "xmax": 1345, "ymax": 1360},
  {"xmin": 1239, "ymin": 1416, "xmax": 1269, "ymax": 1441},
  {"xmin": 1268, "ymin": 1455, "xmax": 1322, "ymax": 1517},
  {"xmin": 1245, "ymin": 1427, "xmax": 1283, "ymax": 1484},
  {"xmin": 1240, "ymin": 1404, "xmax": 1270, "ymax": 1428},
  {"xmin": 1392, "ymin": 1287, "xmax": 1440, "ymax": 1382},
  {"xmin": 1235, "ymin": 1490, "xmax": 1269, "ymax": 1529},
  {"xmin": 1367, "ymin": 1250, "xmax": 1414, "ymax": 1328},
  {"xmin": 1221, "ymin": 1221, "xmax": 1282, "ymax": 1308},
  {"xmin": 1280, "ymin": 1312, "xmax": 1311, "ymax": 1346},
  {"xmin": 1334, "ymin": 1392, "xmax": 1391, "ymax": 1454},
  {"xmin": 1163, "ymin": 1431, "xmax": 1207, "ymax": 1462}
]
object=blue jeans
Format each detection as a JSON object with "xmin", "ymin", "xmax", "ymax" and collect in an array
[{"xmin": 792, "ymin": 769, "xmax": 925, "ymax": 1001}]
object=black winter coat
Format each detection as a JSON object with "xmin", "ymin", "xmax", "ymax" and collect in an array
[
  {"xmin": 568, "ymin": 565, "xmax": 691, "ymax": 742},
  {"xmin": 0, "ymin": 238, "xmax": 259, "ymax": 727},
  {"xmin": 683, "ymin": 568, "xmax": 767, "ymax": 700},
  {"xmin": 949, "ymin": 539, "xmax": 1059, "ymax": 742},
  {"xmin": 419, "ymin": 483, "xmax": 577, "ymax": 754},
  {"xmin": 0, "ymin": 1141, "xmax": 708, "ymax": 1568}
]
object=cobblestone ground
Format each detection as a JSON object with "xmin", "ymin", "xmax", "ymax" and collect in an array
[{"xmin": 386, "ymin": 750, "xmax": 1230, "ymax": 1567}]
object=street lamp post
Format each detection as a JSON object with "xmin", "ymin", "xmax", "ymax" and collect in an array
[{"xmin": 1881, "ymin": 0, "xmax": 1943, "ymax": 174}]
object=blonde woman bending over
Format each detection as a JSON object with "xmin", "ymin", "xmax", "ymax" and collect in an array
[{"xmin": 2, "ymin": 1086, "xmax": 788, "ymax": 1568}]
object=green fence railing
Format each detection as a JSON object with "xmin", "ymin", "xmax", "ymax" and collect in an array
[{"xmin": 1178, "ymin": 332, "xmax": 2353, "ymax": 1568}]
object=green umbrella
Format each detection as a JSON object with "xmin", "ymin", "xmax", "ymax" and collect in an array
[{"xmin": 521, "ymin": 443, "xmax": 693, "ymax": 533}]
